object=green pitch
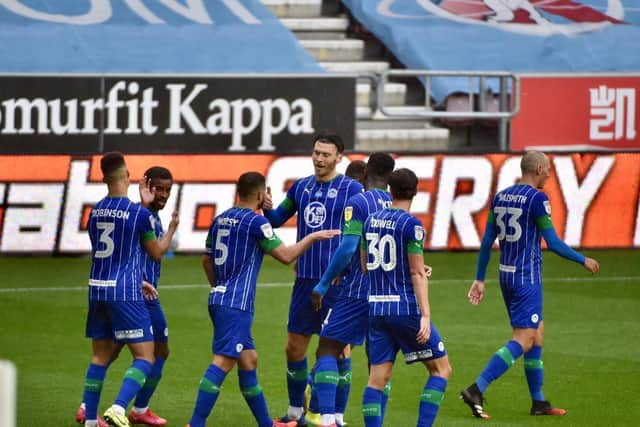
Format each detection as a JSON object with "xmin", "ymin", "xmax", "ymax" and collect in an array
[{"xmin": 1, "ymin": 250, "xmax": 639, "ymax": 426}]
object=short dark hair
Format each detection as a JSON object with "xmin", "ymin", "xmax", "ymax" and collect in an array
[
  {"xmin": 366, "ymin": 153, "xmax": 395, "ymax": 180},
  {"xmin": 237, "ymin": 172, "xmax": 266, "ymax": 199},
  {"xmin": 314, "ymin": 131, "xmax": 344, "ymax": 153},
  {"xmin": 100, "ymin": 152, "xmax": 126, "ymax": 178},
  {"xmin": 345, "ymin": 160, "xmax": 366, "ymax": 184},
  {"xmin": 144, "ymin": 166, "xmax": 173, "ymax": 182},
  {"xmin": 389, "ymin": 168, "xmax": 418, "ymax": 200}
]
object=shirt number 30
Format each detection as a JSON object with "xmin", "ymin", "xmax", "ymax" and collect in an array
[{"xmin": 494, "ymin": 207, "xmax": 523, "ymax": 242}]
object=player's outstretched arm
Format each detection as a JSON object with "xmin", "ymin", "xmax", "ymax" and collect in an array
[
  {"xmin": 409, "ymin": 252, "xmax": 431, "ymax": 344},
  {"xmin": 540, "ymin": 227, "xmax": 599, "ymax": 272},
  {"xmin": 313, "ymin": 235, "xmax": 359, "ymax": 295},
  {"xmin": 311, "ymin": 234, "xmax": 359, "ymax": 311},
  {"xmin": 142, "ymin": 210, "xmax": 179, "ymax": 261},
  {"xmin": 270, "ymin": 229, "xmax": 341, "ymax": 265},
  {"xmin": 202, "ymin": 254, "xmax": 215, "ymax": 286}
]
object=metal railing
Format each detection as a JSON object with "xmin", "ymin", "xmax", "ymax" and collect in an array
[{"xmin": 375, "ymin": 70, "xmax": 520, "ymax": 151}]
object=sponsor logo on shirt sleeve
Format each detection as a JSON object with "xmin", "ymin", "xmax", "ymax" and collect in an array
[
  {"xmin": 344, "ymin": 206, "xmax": 353, "ymax": 222},
  {"xmin": 260, "ymin": 223, "xmax": 275, "ymax": 239}
]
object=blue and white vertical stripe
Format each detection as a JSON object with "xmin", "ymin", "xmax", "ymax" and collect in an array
[
  {"xmin": 88, "ymin": 197, "xmax": 153, "ymax": 302},
  {"xmin": 365, "ymin": 209, "xmax": 422, "ymax": 316},
  {"xmin": 289, "ymin": 175, "xmax": 363, "ymax": 280},
  {"xmin": 206, "ymin": 208, "xmax": 270, "ymax": 313}
]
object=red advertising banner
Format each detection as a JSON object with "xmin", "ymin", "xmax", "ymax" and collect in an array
[
  {"xmin": 512, "ymin": 75, "xmax": 640, "ymax": 151},
  {"xmin": 0, "ymin": 153, "xmax": 638, "ymax": 253}
]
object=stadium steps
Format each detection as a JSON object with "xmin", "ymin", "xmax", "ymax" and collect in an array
[
  {"xmin": 262, "ymin": 0, "xmax": 322, "ymax": 18},
  {"xmin": 263, "ymin": 0, "xmax": 450, "ymax": 151},
  {"xmin": 281, "ymin": 17, "xmax": 348, "ymax": 39},
  {"xmin": 300, "ymin": 39, "xmax": 364, "ymax": 61}
]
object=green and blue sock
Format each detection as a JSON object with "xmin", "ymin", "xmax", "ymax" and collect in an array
[
  {"xmin": 133, "ymin": 356, "xmax": 165, "ymax": 409},
  {"xmin": 189, "ymin": 364, "xmax": 227, "ymax": 427},
  {"xmin": 524, "ymin": 345, "xmax": 545, "ymax": 401},
  {"xmin": 83, "ymin": 363, "xmax": 107, "ymax": 421},
  {"xmin": 418, "ymin": 376, "xmax": 447, "ymax": 427},
  {"xmin": 476, "ymin": 340, "xmax": 523, "ymax": 393},
  {"xmin": 239, "ymin": 369, "xmax": 272, "ymax": 427},
  {"xmin": 115, "ymin": 359, "xmax": 152, "ymax": 409}
]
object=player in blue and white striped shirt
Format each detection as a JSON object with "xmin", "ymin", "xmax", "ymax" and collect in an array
[
  {"xmin": 309, "ymin": 153, "xmax": 395, "ymax": 427},
  {"xmin": 362, "ymin": 168, "xmax": 451, "ymax": 427},
  {"xmin": 77, "ymin": 166, "xmax": 176, "ymax": 427},
  {"xmin": 187, "ymin": 172, "xmax": 339, "ymax": 427},
  {"xmin": 126, "ymin": 166, "xmax": 175, "ymax": 426},
  {"xmin": 80, "ymin": 153, "xmax": 178, "ymax": 427},
  {"xmin": 262, "ymin": 132, "xmax": 363, "ymax": 425},
  {"xmin": 461, "ymin": 151, "xmax": 600, "ymax": 420}
]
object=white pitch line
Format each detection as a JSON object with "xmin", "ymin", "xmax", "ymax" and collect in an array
[{"xmin": 0, "ymin": 276, "xmax": 637, "ymax": 294}]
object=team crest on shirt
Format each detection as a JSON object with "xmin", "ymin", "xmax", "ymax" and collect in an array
[
  {"xmin": 414, "ymin": 225, "xmax": 425, "ymax": 241},
  {"xmin": 260, "ymin": 223, "xmax": 275, "ymax": 239},
  {"xmin": 327, "ymin": 188, "xmax": 338, "ymax": 199},
  {"xmin": 304, "ymin": 201, "xmax": 327, "ymax": 228},
  {"xmin": 543, "ymin": 200, "xmax": 551, "ymax": 215},
  {"xmin": 344, "ymin": 206, "xmax": 353, "ymax": 222}
]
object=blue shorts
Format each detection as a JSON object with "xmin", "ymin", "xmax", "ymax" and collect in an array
[
  {"xmin": 86, "ymin": 300, "xmax": 154, "ymax": 343},
  {"xmin": 320, "ymin": 297, "xmax": 369, "ymax": 346},
  {"xmin": 146, "ymin": 299, "xmax": 168, "ymax": 343},
  {"xmin": 288, "ymin": 278, "xmax": 335, "ymax": 336},
  {"xmin": 499, "ymin": 272, "xmax": 543, "ymax": 329},
  {"xmin": 368, "ymin": 315, "xmax": 447, "ymax": 365},
  {"xmin": 209, "ymin": 304, "xmax": 255, "ymax": 359}
]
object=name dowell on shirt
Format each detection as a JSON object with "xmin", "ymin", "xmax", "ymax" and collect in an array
[{"xmin": 370, "ymin": 219, "xmax": 396, "ymax": 229}]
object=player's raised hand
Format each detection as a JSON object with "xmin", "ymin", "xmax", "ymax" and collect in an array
[
  {"xmin": 583, "ymin": 257, "xmax": 600, "ymax": 274},
  {"xmin": 262, "ymin": 186, "xmax": 273, "ymax": 211},
  {"xmin": 468, "ymin": 280, "xmax": 485, "ymax": 305},
  {"xmin": 311, "ymin": 229, "xmax": 341, "ymax": 241},
  {"xmin": 139, "ymin": 176, "xmax": 155, "ymax": 207},
  {"xmin": 416, "ymin": 315, "xmax": 431, "ymax": 344},
  {"xmin": 141, "ymin": 280, "xmax": 158, "ymax": 300}
]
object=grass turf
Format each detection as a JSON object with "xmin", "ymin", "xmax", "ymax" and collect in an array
[{"xmin": 0, "ymin": 250, "xmax": 639, "ymax": 426}]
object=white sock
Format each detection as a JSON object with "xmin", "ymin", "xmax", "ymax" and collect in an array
[
  {"xmin": 132, "ymin": 406, "xmax": 148, "ymax": 414},
  {"xmin": 335, "ymin": 413, "xmax": 345, "ymax": 425},
  {"xmin": 80, "ymin": 403, "xmax": 86, "ymax": 410},
  {"xmin": 85, "ymin": 420, "xmax": 98, "ymax": 427},
  {"xmin": 321, "ymin": 414, "xmax": 336, "ymax": 425},
  {"xmin": 287, "ymin": 406, "xmax": 304, "ymax": 420},
  {"xmin": 111, "ymin": 405, "xmax": 126, "ymax": 416}
]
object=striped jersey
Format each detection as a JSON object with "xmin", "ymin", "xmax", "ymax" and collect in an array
[
  {"xmin": 142, "ymin": 210, "xmax": 163, "ymax": 307},
  {"xmin": 87, "ymin": 196, "xmax": 156, "ymax": 302},
  {"xmin": 340, "ymin": 189, "xmax": 393, "ymax": 300},
  {"xmin": 489, "ymin": 184, "xmax": 553, "ymax": 287},
  {"xmin": 363, "ymin": 208, "xmax": 425, "ymax": 316},
  {"xmin": 205, "ymin": 207, "xmax": 282, "ymax": 313},
  {"xmin": 277, "ymin": 174, "xmax": 363, "ymax": 279}
]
